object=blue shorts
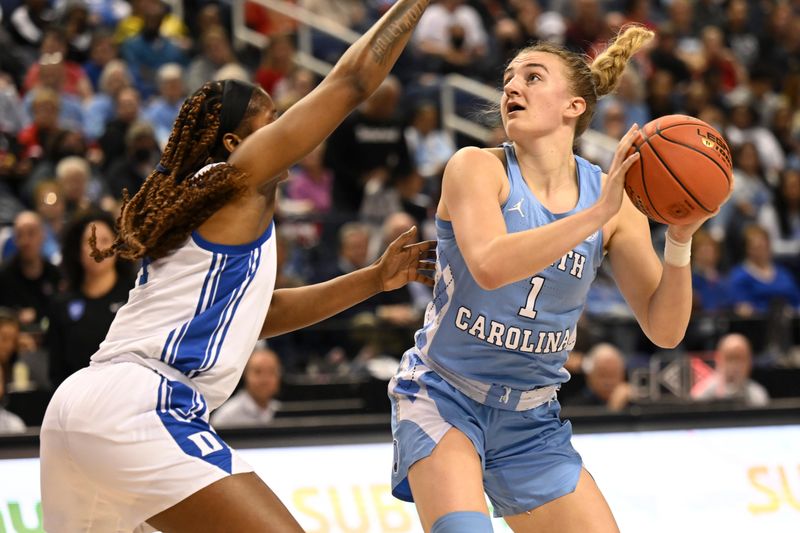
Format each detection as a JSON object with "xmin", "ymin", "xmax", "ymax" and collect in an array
[{"xmin": 389, "ymin": 351, "xmax": 582, "ymax": 517}]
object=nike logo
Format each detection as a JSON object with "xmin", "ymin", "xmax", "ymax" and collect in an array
[{"xmin": 507, "ymin": 199, "xmax": 525, "ymax": 217}]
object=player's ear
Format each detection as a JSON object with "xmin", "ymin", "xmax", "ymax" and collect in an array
[
  {"xmin": 564, "ymin": 97, "xmax": 586, "ymax": 119},
  {"xmin": 222, "ymin": 133, "xmax": 242, "ymax": 154}
]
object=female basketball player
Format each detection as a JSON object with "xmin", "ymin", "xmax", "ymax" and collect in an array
[
  {"xmin": 389, "ymin": 26, "xmax": 721, "ymax": 533},
  {"xmin": 40, "ymin": 1, "xmax": 434, "ymax": 532}
]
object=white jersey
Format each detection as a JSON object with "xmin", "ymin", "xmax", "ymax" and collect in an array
[{"xmin": 92, "ymin": 212, "xmax": 277, "ymax": 411}]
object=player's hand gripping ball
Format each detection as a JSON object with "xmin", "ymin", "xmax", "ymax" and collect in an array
[{"xmin": 624, "ymin": 114, "xmax": 733, "ymax": 225}]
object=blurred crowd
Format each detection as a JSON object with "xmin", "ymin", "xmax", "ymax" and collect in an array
[{"xmin": 1, "ymin": 0, "xmax": 799, "ymax": 432}]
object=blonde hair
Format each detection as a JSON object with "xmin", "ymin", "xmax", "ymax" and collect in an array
[{"xmin": 515, "ymin": 25, "xmax": 654, "ymax": 138}]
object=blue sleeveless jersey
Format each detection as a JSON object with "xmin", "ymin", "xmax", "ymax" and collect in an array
[{"xmin": 414, "ymin": 143, "xmax": 604, "ymax": 406}]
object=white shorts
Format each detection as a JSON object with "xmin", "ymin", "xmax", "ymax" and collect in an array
[{"xmin": 40, "ymin": 361, "xmax": 252, "ymax": 533}]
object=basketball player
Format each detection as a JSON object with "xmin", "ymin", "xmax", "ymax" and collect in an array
[
  {"xmin": 39, "ymin": 1, "xmax": 434, "ymax": 532},
  {"xmin": 389, "ymin": 26, "xmax": 722, "ymax": 533}
]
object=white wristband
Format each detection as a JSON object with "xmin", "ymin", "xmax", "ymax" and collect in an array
[{"xmin": 664, "ymin": 232, "xmax": 691, "ymax": 267}]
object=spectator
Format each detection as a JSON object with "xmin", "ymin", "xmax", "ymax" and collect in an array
[
  {"xmin": 0, "ymin": 309, "xmax": 20, "ymax": 387},
  {"xmin": 211, "ymin": 345, "xmax": 283, "ymax": 428},
  {"xmin": 23, "ymin": 128, "xmax": 91, "ymax": 203},
  {"xmin": 0, "ymin": 211, "xmax": 62, "ymax": 329},
  {"xmin": 254, "ymin": 33, "xmax": 296, "ymax": 96},
  {"xmin": 186, "ymin": 26, "xmax": 235, "ymax": 93},
  {"xmin": 592, "ymin": 67, "xmax": 649, "ymax": 133},
  {"xmin": 141, "ymin": 63, "xmax": 185, "ymax": 148},
  {"xmin": 47, "ymin": 210, "xmax": 134, "ymax": 388},
  {"xmin": 727, "ymin": 225, "xmax": 800, "ymax": 317},
  {"xmin": 272, "ymin": 68, "xmax": 317, "ymax": 112},
  {"xmin": 82, "ymin": 30, "xmax": 119, "ymax": 92},
  {"xmin": 726, "ymin": 101, "xmax": 785, "ymax": 180},
  {"xmin": 0, "ymin": 75, "xmax": 26, "ymax": 136},
  {"xmin": 17, "ymin": 88, "xmax": 64, "ymax": 163},
  {"xmin": 721, "ymin": 0, "xmax": 759, "ymax": 69},
  {"xmin": 691, "ymin": 230, "xmax": 728, "ymax": 313},
  {"xmin": 710, "ymin": 141, "xmax": 772, "ymax": 243},
  {"xmin": 412, "ymin": 0, "xmax": 489, "ymax": 76},
  {"xmin": 7, "ymin": 0, "xmax": 56, "ymax": 60},
  {"xmin": 648, "ymin": 23, "xmax": 691, "ymax": 85},
  {"xmin": 0, "ymin": 366, "xmax": 26, "ymax": 434},
  {"xmin": 692, "ymin": 26, "xmax": 745, "ymax": 95},
  {"xmin": 60, "ymin": 0, "xmax": 93, "ymax": 63},
  {"xmin": 98, "ymin": 86, "xmax": 140, "ymax": 170},
  {"xmin": 571, "ymin": 343, "xmax": 632, "ymax": 412},
  {"xmin": 83, "ymin": 59, "xmax": 132, "ymax": 141},
  {"xmin": 404, "ymin": 102, "xmax": 455, "ymax": 181},
  {"xmin": 564, "ymin": 0, "xmax": 609, "ymax": 55},
  {"xmin": 55, "ymin": 156, "xmax": 104, "ymax": 218},
  {"xmin": 114, "ymin": 0, "xmax": 187, "ymax": 46},
  {"xmin": 105, "ymin": 120, "xmax": 160, "ymax": 200},
  {"xmin": 119, "ymin": 0, "xmax": 188, "ymax": 100},
  {"xmin": 309, "ymin": 222, "xmax": 374, "ymax": 360},
  {"xmin": 758, "ymin": 168, "xmax": 800, "ymax": 267},
  {"xmin": 693, "ymin": 334, "xmax": 769, "ymax": 406},
  {"xmin": 325, "ymin": 76, "xmax": 413, "ymax": 215},
  {"xmin": 23, "ymin": 28, "xmax": 93, "ymax": 101},
  {"xmin": 284, "ymin": 142, "xmax": 333, "ymax": 215}
]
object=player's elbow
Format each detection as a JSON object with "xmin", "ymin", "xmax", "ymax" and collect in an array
[
  {"xmin": 471, "ymin": 263, "xmax": 504, "ymax": 291},
  {"xmin": 649, "ymin": 330, "xmax": 685, "ymax": 350},
  {"xmin": 329, "ymin": 55, "xmax": 374, "ymax": 103}
]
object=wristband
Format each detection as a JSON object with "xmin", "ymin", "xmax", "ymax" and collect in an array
[{"xmin": 664, "ymin": 232, "xmax": 691, "ymax": 267}]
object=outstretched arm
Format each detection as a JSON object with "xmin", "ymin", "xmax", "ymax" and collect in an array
[
  {"xmin": 261, "ymin": 227, "xmax": 435, "ymax": 338},
  {"xmin": 230, "ymin": 0, "xmax": 430, "ymax": 188}
]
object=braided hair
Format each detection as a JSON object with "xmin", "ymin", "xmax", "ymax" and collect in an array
[{"xmin": 90, "ymin": 80, "xmax": 268, "ymax": 261}]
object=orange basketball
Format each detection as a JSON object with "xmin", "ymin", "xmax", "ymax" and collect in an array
[{"xmin": 624, "ymin": 114, "xmax": 733, "ymax": 225}]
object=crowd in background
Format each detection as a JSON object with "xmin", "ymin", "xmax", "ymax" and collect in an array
[{"xmin": 0, "ymin": 0, "xmax": 799, "ymax": 432}]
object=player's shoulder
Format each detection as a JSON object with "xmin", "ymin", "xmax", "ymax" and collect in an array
[{"xmin": 446, "ymin": 146, "xmax": 506, "ymax": 176}]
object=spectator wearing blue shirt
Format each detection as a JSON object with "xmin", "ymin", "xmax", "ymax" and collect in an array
[
  {"xmin": 119, "ymin": 0, "xmax": 187, "ymax": 100},
  {"xmin": 727, "ymin": 225, "xmax": 800, "ymax": 317},
  {"xmin": 691, "ymin": 230, "xmax": 729, "ymax": 313},
  {"xmin": 82, "ymin": 59, "xmax": 131, "ymax": 141},
  {"xmin": 141, "ymin": 63, "xmax": 185, "ymax": 149},
  {"xmin": 82, "ymin": 30, "xmax": 118, "ymax": 92}
]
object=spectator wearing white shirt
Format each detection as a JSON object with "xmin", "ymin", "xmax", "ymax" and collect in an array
[
  {"xmin": 412, "ymin": 0, "xmax": 489, "ymax": 76},
  {"xmin": 693, "ymin": 334, "xmax": 770, "ymax": 407},
  {"xmin": 212, "ymin": 345, "xmax": 283, "ymax": 428}
]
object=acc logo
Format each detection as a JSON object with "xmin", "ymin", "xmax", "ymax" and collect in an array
[{"xmin": 702, "ymin": 138, "xmax": 715, "ymax": 149}]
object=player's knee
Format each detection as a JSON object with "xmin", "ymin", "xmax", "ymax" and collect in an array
[{"xmin": 431, "ymin": 511, "xmax": 493, "ymax": 533}]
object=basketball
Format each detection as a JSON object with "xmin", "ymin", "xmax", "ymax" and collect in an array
[{"xmin": 624, "ymin": 115, "xmax": 733, "ymax": 225}]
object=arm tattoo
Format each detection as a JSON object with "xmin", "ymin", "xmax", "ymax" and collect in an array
[{"xmin": 369, "ymin": 0, "xmax": 428, "ymax": 65}]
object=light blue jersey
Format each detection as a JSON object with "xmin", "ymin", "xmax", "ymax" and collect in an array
[{"xmin": 414, "ymin": 143, "xmax": 604, "ymax": 408}]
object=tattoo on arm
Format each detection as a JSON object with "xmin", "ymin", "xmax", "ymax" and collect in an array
[{"xmin": 369, "ymin": 0, "xmax": 428, "ymax": 65}]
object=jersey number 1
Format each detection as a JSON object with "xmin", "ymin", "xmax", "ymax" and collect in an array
[{"xmin": 518, "ymin": 276, "xmax": 544, "ymax": 320}]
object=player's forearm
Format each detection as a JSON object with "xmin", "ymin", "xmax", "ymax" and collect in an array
[
  {"xmin": 641, "ymin": 263, "xmax": 693, "ymax": 348},
  {"xmin": 259, "ymin": 266, "xmax": 382, "ymax": 338},
  {"xmin": 470, "ymin": 205, "xmax": 606, "ymax": 290},
  {"xmin": 331, "ymin": 0, "xmax": 429, "ymax": 99}
]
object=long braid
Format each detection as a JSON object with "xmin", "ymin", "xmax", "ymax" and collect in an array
[{"xmin": 90, "ymin": 81, "xmax": 250, "ymax": 261}]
